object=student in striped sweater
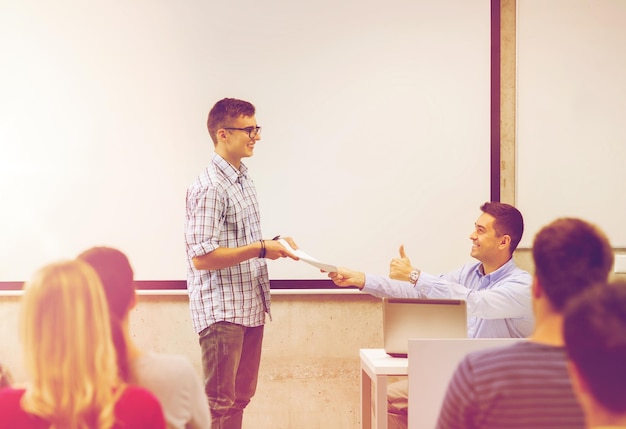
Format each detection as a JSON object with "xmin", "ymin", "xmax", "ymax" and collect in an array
[
  {"xmin": 564, "ymin": 279, "xmax": 626, "ymax": 429},
  {"xmin": 435, "ymin": 217, "xmax": 614, "ymax": 429}
]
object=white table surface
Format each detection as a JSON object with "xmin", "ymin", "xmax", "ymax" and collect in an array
[{"xmin": 359, "ymin": 349, "xmax": 408, "ymax": 429}]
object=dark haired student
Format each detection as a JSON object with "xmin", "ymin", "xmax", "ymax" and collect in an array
[{"xmin": 564, "ymin": 279, "xmax": 626, "ymax": 429}]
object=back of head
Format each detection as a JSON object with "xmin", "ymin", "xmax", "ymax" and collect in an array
[
  {"xmin": 0, "ymin": 362, "xmax": 13, "ymax": 389},
  {"xmin": 77, "ymin": 247, "xmax": 135, "ymax": 320},
  {"xmin": 564, "ymin": 280, "xmax": 626, "ymax": 414},
  {"xmin": 480, "ymin": 202, "xmax": 524, "ymax": 253},
  {"xmin": 206, "ymin": 97, "xmax": 255, "ymax": 144},
  {"xmin": 77, "ymin": 246, "xmax": 135, "ymax": 382},
  {"xmin": 532, "ymin": 218, "xmax": 613, "ymax": 311},
  {"xmin": 20, "ymin": 259, "xmax": 119, "ymax": 429}
]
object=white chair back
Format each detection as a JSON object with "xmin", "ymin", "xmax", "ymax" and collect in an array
[{"xmin": 408, "ymin": 338, "xmax": 525, "ymax": 429}]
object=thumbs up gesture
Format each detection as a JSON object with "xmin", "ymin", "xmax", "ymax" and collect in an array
[{"xmin": 389, "ymin": 245, "xmax": 414, "ymax": 282}]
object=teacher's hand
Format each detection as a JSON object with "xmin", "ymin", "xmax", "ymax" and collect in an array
[{"xmin": 389, "ymin": 245, "xmax": 414, "ymax": 282}]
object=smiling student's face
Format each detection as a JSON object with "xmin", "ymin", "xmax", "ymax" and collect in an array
[{"xmin": 217, "ymin": 114, "xmax": 260, "ymax": 168}]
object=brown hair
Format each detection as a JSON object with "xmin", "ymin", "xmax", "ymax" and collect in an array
[
  {"xmin": 77, "ymin": 247, "xmax": 135, "ymax": 383},
  {"xmin": 479, "ymin": 202, "xmax": 524, "ymax": 253},
  {"xmin": 206, "ymin": 98, "xmax": 256, "ymax": 144},
  {"xmin": 532, "ymin": 218, "xmax": 613, "ymax": 311},
  {"xmin": 0, "ymin": 362, "xmax": 13, "ymax": 389},
  {"xmin": 564, "ymin": 280, "xmax": 626, "ymax": 413}
]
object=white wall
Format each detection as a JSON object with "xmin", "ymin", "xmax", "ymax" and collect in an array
[
  {"xmin": 516, "ymin": 0, "xmax": 626, "ymax": 247},
  {"xmin": 0, "ymin": 0, "xmax": 491, "ymax": 282}
]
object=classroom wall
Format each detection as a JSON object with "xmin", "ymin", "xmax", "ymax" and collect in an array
[{"xmin": 515, "ymin": 0, "xmax": 626, "ymax": 248}]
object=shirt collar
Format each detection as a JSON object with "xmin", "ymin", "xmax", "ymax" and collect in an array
[
  {"xmin": 212, "ymin": 153, "xmax": 248, "ymax": 184},
  {"xmin": 474, "ymin": 257, "xmax": 517, "ymax": 282}
]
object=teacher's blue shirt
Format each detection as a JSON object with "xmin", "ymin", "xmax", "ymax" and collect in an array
[{"xmin": 362, "ymin": 258, "xmax": 533, "ymax": 338}]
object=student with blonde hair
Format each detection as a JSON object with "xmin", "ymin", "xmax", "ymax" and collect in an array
[
  {"xmin": 0, "ymin": 259, "xmax": 166, "ymax": 429},
  {"xmin": 78, "ymin": 246, "xmax": 211, "ymax": 429}
]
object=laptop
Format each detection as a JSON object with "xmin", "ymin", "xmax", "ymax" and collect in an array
[{"xmin": 383, "ymin": 298, "xmax": 468, "ymax": 357}]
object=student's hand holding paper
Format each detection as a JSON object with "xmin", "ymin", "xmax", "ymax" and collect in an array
[
  {"xmin": 277, "ymin": 239, "xmax": 338, "ymax": 272},
  {"xmin": 327, "ymin": 267, "xmax": 365, "ymax": 289},
  {"xmin": 265, "ymin": 236, "xmax": 300, "ymax": 261}
]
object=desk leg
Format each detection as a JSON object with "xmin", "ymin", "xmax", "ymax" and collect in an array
[
  {"xmin": 376, "ymin": 375, "xmax": 388, "ymax": 429},
  {"xmin": 361, "ymin": 368, "xmax": 372, "ymax": 429}
]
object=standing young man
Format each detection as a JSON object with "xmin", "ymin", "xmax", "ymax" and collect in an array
[{"xmin": 185, "ymin": 98, "xmax": 298, "ymax": 429}]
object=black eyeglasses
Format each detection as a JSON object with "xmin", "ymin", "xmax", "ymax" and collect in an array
[{"xmin": 223, "ymin": 126, "xmax": 262, "ymax": 139}]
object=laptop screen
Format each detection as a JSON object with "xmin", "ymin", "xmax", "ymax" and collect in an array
[{"xmin": 383, "ymin": 298, "xmax": 468, "ymax": 357}]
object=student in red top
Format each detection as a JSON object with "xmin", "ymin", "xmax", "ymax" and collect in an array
[{"xmin": 0, "ymin": 259, "xmax": 166, "ymax": 429}]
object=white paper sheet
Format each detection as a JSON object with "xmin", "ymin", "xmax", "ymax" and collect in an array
[{"xmin": 277, "ymin": 239, "xmax": 338, "ymax": 273}]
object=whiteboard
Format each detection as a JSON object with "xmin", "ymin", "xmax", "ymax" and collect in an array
[
  {"xmin": 0, "ymin": 0, "xmax": 491, "ymax": 282},
  {"xmin": 517, "ymin": 0, "xmax": 626, "ymax": 247}
]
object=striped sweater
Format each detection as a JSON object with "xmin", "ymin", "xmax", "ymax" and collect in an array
[{"xmin": 436, "ymin": 341, "xmax": 584, "ymax": 429}]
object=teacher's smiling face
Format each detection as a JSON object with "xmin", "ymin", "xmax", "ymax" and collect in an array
[
  {"xmin": 216, "ymin": 114, "xmax": 261, "ymax": 169},
  {"xmin": 469, "ymin": 212, "xmax": 502, "ymax": 263}
]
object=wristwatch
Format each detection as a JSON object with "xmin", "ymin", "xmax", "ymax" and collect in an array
[{"xmin": 409, "ymin": 269, "xmax": 421, "ymax": 285}]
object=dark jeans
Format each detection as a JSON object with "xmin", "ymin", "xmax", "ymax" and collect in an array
[{"xmin": 199, "ymin": 321, "xmax": 264, "ymax": 429}]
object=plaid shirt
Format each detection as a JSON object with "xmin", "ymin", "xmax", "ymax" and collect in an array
[{"xmin": 185, "ymin": 153, "xmax": 270, "ymax": 333}]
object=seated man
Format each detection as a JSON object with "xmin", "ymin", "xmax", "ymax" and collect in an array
[
  {"xmin": 564, "ymin": 279, "xmax": 626, "ymax": 429},
  {"xmin": 329, "ymin": 202, "xmax": 533, "ymax": 428}
]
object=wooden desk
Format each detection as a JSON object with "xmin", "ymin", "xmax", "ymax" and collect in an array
[{"xmin": 359, "ymin": 349, "xmax": 408, "ymax": 429}]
